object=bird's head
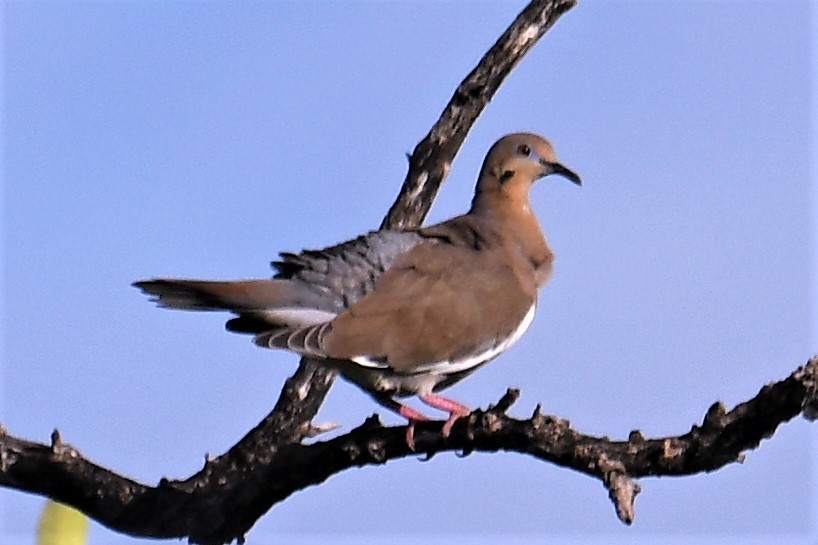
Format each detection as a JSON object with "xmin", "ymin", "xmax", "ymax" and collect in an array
[{"xmin": 472, "ymin": 132, "xmax": 581, "ymax": 213}]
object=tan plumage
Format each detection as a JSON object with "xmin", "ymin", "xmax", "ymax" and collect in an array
[{"xmin": 134, "ymin": 132, "xmax": 581, "ymax": 446}]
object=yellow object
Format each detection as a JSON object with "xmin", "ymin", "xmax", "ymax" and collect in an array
[{"xmin": 36, "ymin": 500, "xmax": 88, "ymax": 545}]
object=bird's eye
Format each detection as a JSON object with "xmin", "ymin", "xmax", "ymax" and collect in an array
[{"xmin": 517, "ymin": 144, "xmax": 531, "ymax": 157}]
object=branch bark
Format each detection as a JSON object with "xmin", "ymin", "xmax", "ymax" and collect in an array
[
  {"xmin": 379, "ymin": 0, "xmax": 578, "ymax": 230},
  {"xmin": 268, "ymin": 0, "xmax": 579, "ymax": 453},
  {"xmin": 2, "ymin": 357, "xmax": 816, "ymax": 543},
  {"xmin": 5, "ymin": 1, "xmax": 815, "ymax": 544}
]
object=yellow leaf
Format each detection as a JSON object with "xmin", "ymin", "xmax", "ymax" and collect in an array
[{"xmin": 36, "ymin": 500, "xmax": 88, "ymax": 545}]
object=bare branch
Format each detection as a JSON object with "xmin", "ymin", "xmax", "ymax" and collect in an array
[
  {"xmin": 5, "ymin": 1, "xmax": 814, "ymax": 543},
  {"xmin": 0, "ymin": 1, "xmax": 582, "ymax": 543},
  {"xmin": 2, "ymin": 357, "xmax": 815, "ymax": 544},
  {"xmin": 257, "ymin": 0, "xmax": 578, "ymax": 453},
  {"xmin": 381, "ymin": 0, "xmax": 578, "ymax": 230}
]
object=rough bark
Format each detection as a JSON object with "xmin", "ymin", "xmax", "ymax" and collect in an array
[
  {"xmin": 3, "ymin": 1, "xmax": 814, "ymax": 544},
  {"xmin": 2, "ymin": 357, "xmax": 816, "ymax": 543},
  {"xmin": 274, "ymin": 0, "xmax": 580, "ymax": 452}
]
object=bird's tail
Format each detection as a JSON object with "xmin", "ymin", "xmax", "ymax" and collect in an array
[{"xmin": 132, "ymin": 278, "xmax": 337, "ymax": 333}]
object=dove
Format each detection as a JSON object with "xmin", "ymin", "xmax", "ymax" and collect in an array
[{"xmin": 134, "ymin": 132, "xmax": 581, "ymax": 447}]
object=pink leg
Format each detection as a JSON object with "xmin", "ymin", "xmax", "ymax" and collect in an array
[
  {"xmin": 399, "ymin": 405, "xmax": 431, "ymax": 450},
  {"xmin": 419, "ymin": 393, "xmax": 471, "ymax": 436},
  {"xmin": 373, "ymin": 395, "xmax": 432, "ymax": 450}
]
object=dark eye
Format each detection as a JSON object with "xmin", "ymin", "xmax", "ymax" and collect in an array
[{"xmin": 517, "ymin": 144, "xmax": 531, "ymax": 157}]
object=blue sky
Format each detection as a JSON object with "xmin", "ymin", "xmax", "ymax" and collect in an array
[{"xmin": 2, "ymin": 1, "xmax": 816, "ymax": 544}]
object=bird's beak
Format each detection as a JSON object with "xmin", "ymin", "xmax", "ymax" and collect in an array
[{"xmin": 542, "ymin": 161, "xmax": 582, "ymax": 186}]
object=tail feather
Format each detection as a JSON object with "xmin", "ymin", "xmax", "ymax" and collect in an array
[
  {"xmin": 132, "ymin": 279, "xmax": 285, "ymax": 310},
  {"xmin": 254, "ymin": 321, "xmax": 332, "ymax": 358},
  {"xmin": 133, "ymin": 278, "xmax": 338, "ymax": 332},
  {"xmin": 226, "ymin": 315, "xmax": 279, "ymax": 334}
]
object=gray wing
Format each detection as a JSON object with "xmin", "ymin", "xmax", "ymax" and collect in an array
[
  {"xmin": 271, "ymin": 229, "xmax": 423, "ymax": 309},
  {"xmin": 134, "ymin": 230, "xmax": 424, "ymax": 334},
  {"xmin": 224, "ymin": 229, "xmax": 424, "ymax": 332}
]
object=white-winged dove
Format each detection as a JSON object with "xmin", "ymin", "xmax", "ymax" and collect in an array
[{"xmin": 134, "ymin": 133, "xmax": 580, "ymax": 447}]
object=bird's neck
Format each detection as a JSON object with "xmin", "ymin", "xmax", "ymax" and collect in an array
[
  {"xmin": 469, "ymin": 191, "xmax": 553, "ymax": 286},
  {"xmin": 469, "ymin": 186, "xmax": 537, "ymax": 228}
]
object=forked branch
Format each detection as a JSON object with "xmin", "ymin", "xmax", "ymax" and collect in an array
[
  {"xmin": 3, "ymin": 2, "xmax": 814, "ymax": 544},
  {"xmin": 1, "ymin": 357, "xmax": 815, "ymax": 543}
]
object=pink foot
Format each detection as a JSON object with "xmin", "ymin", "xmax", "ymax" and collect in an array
[
  {"xmin": 419, "ymin": 393, "xmax": 471, "ymax": 437},
  {"xmin": 399, "ymin": 404, "xmax": 431, "ymax": 450}
]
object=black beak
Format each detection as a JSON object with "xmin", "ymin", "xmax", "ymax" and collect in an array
[{"xmin": 544, "ymin": 161, "xmax": 582, "ymax": 186}]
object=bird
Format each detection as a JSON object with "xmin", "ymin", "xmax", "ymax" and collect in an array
[{"xmin": 133, "ymin": 132, "xmax": 581, "ymax": 448}]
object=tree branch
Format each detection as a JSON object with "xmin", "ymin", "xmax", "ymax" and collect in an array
[
  {"xmin": 380, "ymin": 0, "xmax": 578, "ymax": 230},
  {"xmin": 2, "ymin": 1, "xmax": 581, "ymax": 542},
  {"xmin": 2, "ymin": 357, "xmax": 816, "ymax": 543},
  {"xmin": 248, "ymin": 0, "xmax": 579, "ymax": 453},
  {"xmin": 7, "ymin": 1, "xmax": 815, "ymax": 543}
]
